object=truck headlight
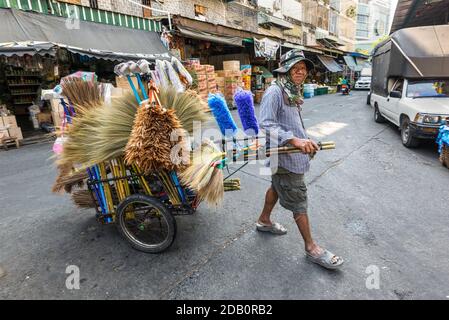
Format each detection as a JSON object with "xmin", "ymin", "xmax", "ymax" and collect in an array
[{"xmin": 414, "ymin": 113, "xmax": 443, "ymax": 124}]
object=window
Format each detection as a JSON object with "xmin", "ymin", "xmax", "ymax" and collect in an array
[
  {"xmin": 194, "ymin": 4, "xmax": 208, "ymax": 17},
  {"xmin": 142, "ymin": 0, "xmax": 152, "ymax": 18},
  {"xmin": 392, "ymin": 79, "xmax": 404, "ymax": 94},
  {"xmin": 89, "ymin": 0, "xmax": 98, "ymax": 9}
]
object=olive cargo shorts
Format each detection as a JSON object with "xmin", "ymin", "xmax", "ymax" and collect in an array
[{"xmin": 271, "ymin": 168, "xmax": 308, "ymax": 216}]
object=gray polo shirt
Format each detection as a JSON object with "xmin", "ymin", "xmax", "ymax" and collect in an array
[{"xmin": 259, "ymin": 84, "xmax": 310, "ymax": 174}]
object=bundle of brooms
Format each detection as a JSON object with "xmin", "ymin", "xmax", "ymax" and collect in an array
[{"xmin": 53, "ymin": 81, "xmax": 232, "ymax": 206}]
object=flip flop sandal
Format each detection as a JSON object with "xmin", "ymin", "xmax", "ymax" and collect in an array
[
  {"xmin": 306, "ymin": 249, "xmax": 344, "ymax": 270},
  {"xmin": 255, "ymin": 222, "xmax": 287, "ymax": 235}
]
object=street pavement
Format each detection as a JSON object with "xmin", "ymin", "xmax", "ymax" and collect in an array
[{"xmin": 1, "ymin": 90, "xmax": 448, "ymax": 300}]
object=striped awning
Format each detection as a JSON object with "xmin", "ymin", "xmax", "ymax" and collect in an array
[
  {"xmin": 0, "ymin": 8, "xmax": 170, "ymax": 61},
  {"xmin": 0, "ymin": 0, "xmax": 162, "ymax": 32}
]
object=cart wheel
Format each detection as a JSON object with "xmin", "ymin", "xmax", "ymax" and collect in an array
[{"xmin": 116, "ymin": 194, "xmax": 176, "ymax": 253}]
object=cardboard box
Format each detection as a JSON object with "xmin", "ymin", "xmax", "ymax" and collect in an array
[
  {"xmin": 116, "ymin": 76, "xmax": 140, "ymax": 90},
  {"xmin": 37, "ymin": 112, "xmax": 53, "ymax": 124},
  {"xmin": 192, "ymin": 65, "xmax": 206, "ymax": 73},
  {"xmin": 204, "ymin": 65, "xmax": 215, "ymax": 73},
  {"xmin": 52, "ymin": 111, "xmax": 63, "ymax": 127},
  {"xmin": 215, "ymin": 77, "xmax": 225, "ymax": 87},
  {"xmin": 216, "ymin": 70, "xmax": 242, "ymax": 78},
  {"xmin": 0, "ymin": 128, "xmax": 9, "ymax": 139},
  {"xmin": 197, "ymin": 74, "xmax": 207, "ymax": 82},
  {"xmin": 7, "ymin": 127, "xmax": 23, "ymax": 140},
  {"xmin": 223, "ymin": 60, "xmax": 240, "ymax": 71},
  {"xmin": 1, "ymin": 116, "xmax": 17, "ymax": 128}
]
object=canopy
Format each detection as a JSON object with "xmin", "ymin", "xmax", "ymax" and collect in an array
[
  {"xmin": 0, "ymin": 8, "xmax": 170, "ymax": 61},
  {"xmin": 317, "ymin": 55, "xmax": 343, "ymax": 73},
  {"xmin": 177, "ymin": 25, "xmax": 243, "ymax": 47},
  {"xmin": 343, "ymin": 55, "xmax": 363, "ymax": 72},
  {"xmin": 373, "ymin": 24, "xmax": 449, "ymax": 78}
]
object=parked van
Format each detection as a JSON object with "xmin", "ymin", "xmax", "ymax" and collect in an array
[{"xmin": 370, "ymin": 25, "xmax": 449, "ymax": 147}]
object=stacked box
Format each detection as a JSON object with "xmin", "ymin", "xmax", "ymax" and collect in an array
[
  {"xmin": 1, "ymin": 115, "xmax": 23, "ymax": 140},
  {"xmin": 50, "ymin": 98, "xmax": 65, "ymax": 128},
  {"xmin": 1, "ymin": 116, "xmax": 17, "ymax": 127},
  {"xmin": 205, "ymin": 65, "xmax": 217, "ymax": 94},
  {"xmin": 215, "ymin": 77, "xmax": 225, "ymax": 94},
  {"xmin": 224, "ymin": 74, "xmax": 243, "ymax": 101},
  {"xmin": 7, "ymin": 127, "xmax": 23, "ymax": 140},
  {"xmin": 116, "ymin": 76, "xmax": 139, "ymax": 90},
  {"xmin": 223, "ymin": 60, "xmax": 240, "ymax": 71}
]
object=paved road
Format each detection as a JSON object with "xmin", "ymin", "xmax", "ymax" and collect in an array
[{"xmin": 1, "ymin": 91, "xmax": 448, "ymax": 300}]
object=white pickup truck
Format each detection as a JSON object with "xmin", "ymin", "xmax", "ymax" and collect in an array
[
  {"xmin": 370, "ymin": 25, "xmax": 449, "ymax": 148},
  {"xmin": 371, "ymin": 78, "xmax": 449, "ymax": 147}
]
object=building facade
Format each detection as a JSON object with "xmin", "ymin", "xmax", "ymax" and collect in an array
[{"xmin": 355, "ymin": 0, "xmax": 391, "ymax": 54}]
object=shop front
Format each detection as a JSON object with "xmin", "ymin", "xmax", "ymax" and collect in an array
[{"xmin": 0, "ymin": 8, "xmax": 169, "ymax": 141}]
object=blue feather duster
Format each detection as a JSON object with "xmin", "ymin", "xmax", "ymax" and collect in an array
[
  {"xmin": 208, "ymin": 93, "xmax": 238, "ymax": 137},
  {"xmin": 234, "ymin": 89, "xmax": 259, "ymax": 136}
]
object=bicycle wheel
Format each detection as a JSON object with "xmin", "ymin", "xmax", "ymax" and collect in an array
[{"xmin": 116, "ymin": 194, "xmax": 176, "ymax": 253}]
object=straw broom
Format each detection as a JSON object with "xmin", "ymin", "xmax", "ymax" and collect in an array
[
  {"xmin": 180, "ymin": 139, "xmax": 224, "ymax": 206},
  {"xmin": 61, "ymin": 77, "xmax": 104, "ymax": 110},
  {"xmin": 58, "ymin": 89, "xmax": 209, "ymax": 170}
]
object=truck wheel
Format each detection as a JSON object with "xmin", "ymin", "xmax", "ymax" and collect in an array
[
  {"xmin": 374, "ymin": 105, "xmax": 386, "ymax": 123},
  {"xmin": 116, "ymin": 194, "xmax": 176, "ymax": 253},
  {"xmin": 400, "ymin": 117, "xmax": 420, "ymax": 148},
  {"xmin": 366, "ymin": 92, "xmax": 371, "ymax": 105}
]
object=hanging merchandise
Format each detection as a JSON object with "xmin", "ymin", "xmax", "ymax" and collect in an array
[
  {"xmin": 164, "ymin": 60, "xmax": 185, "ymax": 93},
  {"xmin": 171, "ymin": 56, "xmax": 193, "ymax": 86},
  {"xmin": 254, "ymin": 38, "xmax": 280, "ymax": 60}
]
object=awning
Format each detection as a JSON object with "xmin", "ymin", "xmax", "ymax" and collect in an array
[
  {"xmin": 282, "ymin": 42, "xmax": 305, "ymax": 50},
  {"xmin": 317, "ymin": 55, "xmax": 343, "ymax": 72},
  {"xmin": 0, "ymin": 8, "xmax": 170, "ymax": 61},
  {"xmin": 343, "ymin": 55, "xmax": 363, "ymax": 71},
  {"xmin": 177, "ymin": 25, "xmax": 243, "ymax": 47},
  {"xmin": 258, "ymin": 12, "xmax": 293, "ymax": 29}
]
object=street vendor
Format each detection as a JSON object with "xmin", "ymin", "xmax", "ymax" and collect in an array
[{"xmin": 257, "ymin": 49, "xmax": 344, "ymax": 270}]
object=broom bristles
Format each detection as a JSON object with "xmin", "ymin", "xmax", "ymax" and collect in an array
[{"xmin": 71, "ymin": 190, "xmax": 96, "ymax": 208}]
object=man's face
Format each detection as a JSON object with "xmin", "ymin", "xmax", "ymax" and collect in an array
[{"xmin": 289, "ymin": 61, "xmax": 308, "ymax": 85}]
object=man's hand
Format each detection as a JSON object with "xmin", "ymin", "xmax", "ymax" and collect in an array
[{"xmin": 289, "ymin": 138, "xmax": 319, "ymax": 155}]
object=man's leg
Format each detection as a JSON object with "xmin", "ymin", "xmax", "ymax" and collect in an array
[
  {"xmin": 257, "ymin": 186, "xmax": 278, "ymax": 226},
  {"xmin": 294, "ymin": 213, "xmax": 323, "ymax": 256}
]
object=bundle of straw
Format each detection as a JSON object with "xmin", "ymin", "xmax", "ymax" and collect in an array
[
  {"xmin": 71, "ymin": 190, "xmax": 96, "ymax": 208},
  {"xmin": 159, "ymin": 86, "xmax": 210, "ymax": 133},
  {"xmin": 52, "ymin": 164, "xmax": 89, "ymax": 193},
  {"xmin": 58, "ymin": 88, "xmax": 209, "ymax": 170},
  {"xmin": 61, "ymin": 78, "xmax": 104, "ymax": 110},
  {"xmin": 180, "ymin": 139, "xmax": 224, "ymax": 206}
]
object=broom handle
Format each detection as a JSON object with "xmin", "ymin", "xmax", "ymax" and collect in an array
[
  {"xmin": 135, "ymin": 73, "xmax": 149, "ymax": 100},
  {"xmin": 127, "ymin": 75, "xmax": 142, "ymax": 104}
]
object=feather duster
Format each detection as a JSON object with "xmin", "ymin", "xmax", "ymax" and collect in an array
[
  {"xmin": 234, "ymin": 89, "xmax": 259, "ymax": 136},
  {"xmin": 124, "ymin": 104, "xmax": 186, "ymax": 173},
  {"xmin": 208, "ymin": 94, "xmax": 237, "ymax": 137}
]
